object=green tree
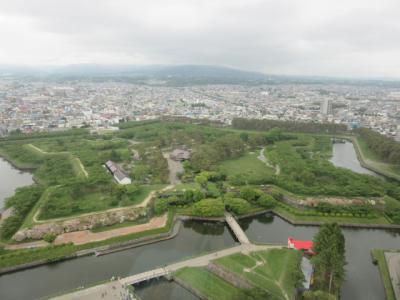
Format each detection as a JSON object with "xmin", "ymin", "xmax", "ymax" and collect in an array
[{"xmin": 312, "ymin": 223, "xmax": 346, "ymax": 295}]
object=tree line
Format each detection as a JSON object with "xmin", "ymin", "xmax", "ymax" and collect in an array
[
  {"xmin": 232, "ymin": 118, "xmax": 348, "ymax": 134},
  {"xmin": 356, "ymin": 128, "xmax": 400, "ymax": 164}
]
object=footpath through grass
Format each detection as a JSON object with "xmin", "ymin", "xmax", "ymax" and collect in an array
[{"xmin": 214, "ymin": 249, "xmax": 302, "ymax": 300}]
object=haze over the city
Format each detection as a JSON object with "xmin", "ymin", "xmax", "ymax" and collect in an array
[{"xmin": 1, "ymin": 0, "xmax": 400, "ymax": 78}]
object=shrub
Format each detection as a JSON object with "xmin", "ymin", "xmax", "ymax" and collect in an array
[
  {"xmin": 257, "ymin": 194, "xmax": 276, "ymax": 209},
  {"xmin": 154, "ymin": 198, "xmax": 169, "ymax": 215},
  {"xmin": 43, "ymin": 233, "xmax": 57, "ymax": 243},
  {"xmin": 224, "ymin": 197, "xmax": 252, "ymax": 215},
  {"xmin": 239, "ymin": 187, "xmax": 262, "ymax": 202},
  {"xmin": 192, "ymin": 198, "xmax": 225, "ymax": 217}
]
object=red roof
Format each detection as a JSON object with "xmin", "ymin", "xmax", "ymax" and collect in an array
[{"xmin": 288, "ymin": 237, "xmax": 314, "ymax": 251}]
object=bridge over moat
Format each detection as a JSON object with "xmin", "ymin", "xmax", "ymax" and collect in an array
[{"xmin": 51, "ymin": 213, "xmax": 277, "ymax": 299}]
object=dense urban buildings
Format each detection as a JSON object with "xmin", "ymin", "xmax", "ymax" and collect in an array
[{"xmin": 0, "ymin": 78, "xmax": 399, "ymax": 140}]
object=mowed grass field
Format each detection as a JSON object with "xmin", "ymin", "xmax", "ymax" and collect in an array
[
  {"xmin": 214, "ymin": 249, "xmax": 302, "ymax": 300},
  {"xmin": 174, "ymin": 249, "xmax": 302, "ymax": 300},
  {"xmin": 174, "ymin": 267, "xmax": 241, "ymax": 300},
  {"xmin": 218, "ymin": 152, "xmax": 275, "ymax": 183}
]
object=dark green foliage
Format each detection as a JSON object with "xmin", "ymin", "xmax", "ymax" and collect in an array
[
  {"xmin": 357, "ymin": 128, "xmax": 400, "ymax": 164},
  {"xmin": 312, "ymin": 223, "xmax": 346, "ymax": 295},
  {"xmin": 35, "ymin": 155, "xmax": 77, "ymax": 185},
  {"xmin": 267, "ymin": 138, "xmax": 396, "ymax": 198},
  {"xmin": 43, "ymin": 233, "xmax": 57, "ymax": 243},
  {"xmin": 0, "ymin": 186, "xmax": 44, "ymax": 239},
  {"xmin": 257, "ymin": 194, "xmax": 276, "ymax": 208},
  {"xmin": 315, "ymin": 202, "xmax": 372, "ymax": 217},
  {"xmin": 239, "ymin": 186, "xmax": 262, "ymax": 202},
  {"xmin": 192, "ymin": 198, "xmax": 225, "ymax": 217},
  {"xmin": 224, "ymin": 197, "xmax": 252, "ymax": 215},
  {"xmin": 154, "ymin": 198, "xmax": 170, "ymax": 215},
  {"xmin": 190, "ymin": 135, "xmax": 246, "ymax": 171},
  {"xmin": 232, "ymin": 118, "xmax": 347, "ymax": 134}
]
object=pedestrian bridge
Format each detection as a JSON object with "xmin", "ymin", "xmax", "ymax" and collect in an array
[{"xmin": 224, "ymin": 212, "xmax": 250, "ymax": 244}]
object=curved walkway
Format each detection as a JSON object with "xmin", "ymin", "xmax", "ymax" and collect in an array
[{"xmin": 257, "ymin": 147, "xmax": 280, "ymax": 175}]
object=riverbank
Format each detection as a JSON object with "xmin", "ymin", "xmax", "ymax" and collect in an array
[{"xmin": 350, "ymin": 137, "xmax": 400, "ymax": 181}]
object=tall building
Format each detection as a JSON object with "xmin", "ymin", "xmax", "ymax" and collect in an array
[{"xmin": 321, "ymin": 99, "xmax": 332, "ymax": 115}]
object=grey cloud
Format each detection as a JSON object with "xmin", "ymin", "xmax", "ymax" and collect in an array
[{"xmin": 0, "ymin": 0, "xmax": 399, "ymax": 78}]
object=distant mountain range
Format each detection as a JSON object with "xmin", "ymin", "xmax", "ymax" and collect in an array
[{"xmin": 0, "ymin": 64, "xmax": 399, "ymax": 86}]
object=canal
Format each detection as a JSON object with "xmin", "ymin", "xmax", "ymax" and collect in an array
[
  {"xmin": 330, "ymin": 141, "xmax": 381, "ymax": 177},
  {"xmin": 0, "ymin": 158, "xmax": 34, "ymax": 210}
]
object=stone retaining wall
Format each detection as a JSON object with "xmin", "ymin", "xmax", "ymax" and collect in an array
[{"xmin": 12, "ymin": 207, "xmax": 148, "ymax": 242}]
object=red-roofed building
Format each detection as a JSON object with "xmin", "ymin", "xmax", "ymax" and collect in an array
[{"xmin": 288, "ymin": 237, "xmax": 315, "ymax": 255}]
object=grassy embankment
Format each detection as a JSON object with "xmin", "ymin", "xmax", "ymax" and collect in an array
[
  {"xmin": 0, "ymin": 211, "xmax": 175, "ymax": 270},
  {"xmin": 175, "ymin": 248, "xmax": 302, "ymax": 300},
  {"xmin": 371, "ymin": 249, "xmax": 398, "ymax": 300},
  {"xmin": 175, "ymin": 267, "xmax": 241, "ymax": 300},
  {"xmin": 353, "ymin": 136, "xmax": 400, "ymax": 181}
]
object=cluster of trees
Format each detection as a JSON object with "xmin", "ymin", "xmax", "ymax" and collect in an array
[
  {"xmin": 232, "ymin": 118, "xmax": 347, "ymax": 134},
  {"xmin": 192, "ymin": 198, "xmax": 225, "ymax": 217},
  {"xmin": 312, "ymin": 223, "xmax": 346, "ymax": 296},
  {"xmin": 40, "ymin": 182, "xmax": 140, "ymax": 219},
  {"xmin": 190, "ymin": 135, "xmax": 246, "ymax": 171},
  {"xmin": 315, "ymin": 202, "xmax": 373, "ymax": 217},
  {"xmin": 0, "ymin": 186, "xmax": 44, "ymax": 240},
  {"xmin": 154, "ymin": 188, "xmax": 206, "ymax": 215},
  {"xmin": 267, "ymin": 139, "xmax": 400, "ymax": 199},
  {"xmin": 357, "ymin": 128, "xmax": 400, "ymax": 164}
]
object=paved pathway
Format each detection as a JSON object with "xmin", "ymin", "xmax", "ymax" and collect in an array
[
  {"xmin": 51, "ymin": 280, "xmax": 136, "ymax": 300},
  {"xmin": 120, "ymin": 243, "xmax": 282, "ymax": 285}
]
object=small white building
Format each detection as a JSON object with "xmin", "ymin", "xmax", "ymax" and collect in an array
[{"xmin": 105, "ymin": 160, "xmax": 132, "ymax": 185}]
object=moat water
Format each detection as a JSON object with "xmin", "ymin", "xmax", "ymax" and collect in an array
[
  {"xmin": 0, "ymin": 158, "xmax": 33, "ymax": 210},
  {"xmin": 0, "ymin": 215, "xmax": 398, "ymax": 300},
  {"xmin": 330, "ymin": 141, "xmax": 381, "ymax": 177}
]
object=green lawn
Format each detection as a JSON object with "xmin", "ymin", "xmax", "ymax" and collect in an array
[
  {"xmin": 174, "ymin": 267, "xmax": 241, "ymax": 300},
  {"xmin": 35, "ymin": 184, "xmax": 165, "ymax": 221},
  {"xmin": 371, "ymin": 249, "xmax": 397, "ymax": 300},
  {"xmin": 219, "ymin": 152, "xmax": 275, "ymax": 183},
  {"xmin": 214, "ymin": 249, "xmax": 302, "ymax": 300}
]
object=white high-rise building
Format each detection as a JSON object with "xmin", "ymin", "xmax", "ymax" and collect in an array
[{"xmin": 321, "ymin": 99, "xmax": 332, "ymax": 115}]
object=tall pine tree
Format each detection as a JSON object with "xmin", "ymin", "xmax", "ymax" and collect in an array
[{"xmin": 312, "ymin": 223, "xmax": 346, "ymax": 296}]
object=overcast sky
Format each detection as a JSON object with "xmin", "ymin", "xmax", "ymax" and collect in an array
[{"xmin": 0, "ymin": 0, "xmax": 399, "ymax": 78}]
